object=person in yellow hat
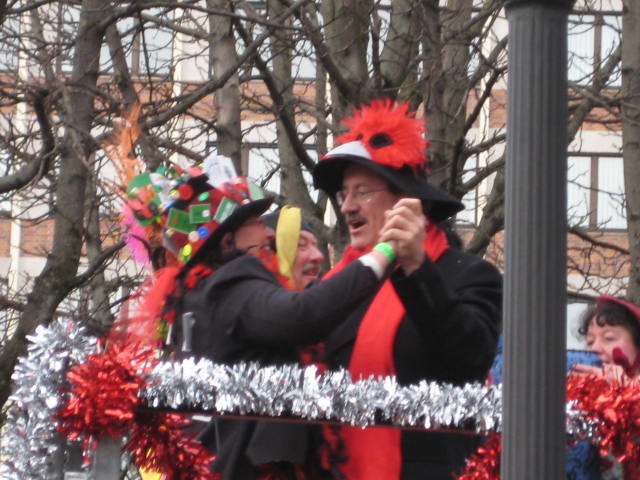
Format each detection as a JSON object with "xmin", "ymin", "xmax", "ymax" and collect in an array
[{"xmin": 263, "ymin": 205, "xmax": 324, "ymax": 291}]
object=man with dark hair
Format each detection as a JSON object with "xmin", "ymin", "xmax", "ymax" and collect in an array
[
  {"xmin": 119, "ymin": 163, "xmax": 400, "ymax": 479},
  {"xmin": 312, "ymin": 99, "xmax": 503, "ymax": 480},
  {"xmin": 164, "ymin": 172, "xmax": 397, "ymax": 479}
]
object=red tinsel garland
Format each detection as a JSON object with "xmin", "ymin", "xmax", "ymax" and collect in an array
[
  {"xmin": 566, "ymin": 373, "xmax": 640, "ymax": 474},
  {"xmin": 456, "ymin": 374, "xmax": 640, "ymax": 480},
  {"xmin": 57, "ymin": 342, "xmax": 156, "ymax": 452},
  {"xmin": 57, "ymin": 343, "xmax": 219, "ymax": 479},
  {"xmin": 128, "ymin": 411, "xmax": 219, "ymax": 480},
  {"xmin": 455, "ymin": 432, "xmax": 501, "ymax": 480}
]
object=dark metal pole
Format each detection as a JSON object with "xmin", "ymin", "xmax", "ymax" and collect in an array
[
  {"xmin": 92, "ymin": 438, "xmax": 121, "ymax": 480},
  {"xmin": 503, "ymin": 0, "xmax": 574, "ymax": 478}
]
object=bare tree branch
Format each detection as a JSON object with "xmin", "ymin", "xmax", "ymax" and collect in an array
[
  {"xmin": 0, "ymin": 89, "xmax": 56, "ymax": 193},
  {"xmin": 568, "ymin": 226, "xmax": 629, "ymax": 255}
]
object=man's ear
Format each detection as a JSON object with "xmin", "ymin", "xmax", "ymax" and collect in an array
[{"xmin": 220, "ymin": 232, "xmax": 234, "ymax": 253}]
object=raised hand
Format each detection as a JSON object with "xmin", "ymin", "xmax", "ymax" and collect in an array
[{"xmin": 378, "ymin": 198, "xmax": 426, "ymax": 275}]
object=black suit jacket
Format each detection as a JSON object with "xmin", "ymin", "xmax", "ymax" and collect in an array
[
  {"xmin": 182, "ymin": 254, "xmax": 380, "ymax": 479},
  {"xmin": 324, "ymin": 248, "xmax": 502, "ymax": 480}
]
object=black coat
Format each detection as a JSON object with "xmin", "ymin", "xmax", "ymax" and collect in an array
[
  {"xmin": 324, "ymin": 247, "xmax": 502, "ymax": 480},
  {"xmin": 182, "ymin": 254, "xmax": 380, "ymax": 479}
]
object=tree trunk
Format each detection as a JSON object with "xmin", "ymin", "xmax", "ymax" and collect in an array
[
  {"xmin": 269, "ymin": 0, "xmax": 308, "ymax": 206},
  {"xmin": 622, "ymin": 0, "xmax": 640, "ymax": 303},
  {"xmin": 0, "ymin": 0, "xmax": 106, "ymax": 412},
  {"xmin": 320, "ymin": 0, "xmax": 371, "ymax": 118},
  {"xmin": 208, "ymin": 0, "xmax": 242, "ymax": 172},
  {"xmin": 84, "ymin": 164, "xmax": 114, "ymax": 337},
  {"xmin": 377, "ymin": 0, "xmax": 420, "ymax": 92},
  {"xmin": 423, "ymin": 0, "xmax": 473, "ymax": 191}
]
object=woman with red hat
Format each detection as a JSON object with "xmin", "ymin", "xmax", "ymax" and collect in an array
[
  {"xmin": 570, "ymin": 295, "xmax": 640, "ymax": 479},
  {"xmin": 574, "ymin": 295, "xmax": 640, "ymax": 380}
]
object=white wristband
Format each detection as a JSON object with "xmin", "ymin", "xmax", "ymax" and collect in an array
[{"xmin": 358, "ymin": 252, "xmax": 386, "ymax": 280}]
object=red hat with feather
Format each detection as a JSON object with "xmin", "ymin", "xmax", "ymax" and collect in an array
[{"xmin": 312, "ymin": 99, "xmax": 464, "ymax": 222}]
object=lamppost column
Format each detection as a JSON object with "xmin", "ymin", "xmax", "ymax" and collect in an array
[{"xmin": 503, "ymin": 0, "xmax": 574, "ymax": 478}]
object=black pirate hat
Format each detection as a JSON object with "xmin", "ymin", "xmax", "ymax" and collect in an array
[{"xmin": 313, "ymin": 100, "xmax": 463, "ymax": 222}]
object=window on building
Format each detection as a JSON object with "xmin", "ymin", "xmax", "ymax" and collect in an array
[
  {"xmin": 567, "ymin": 155, "xmax": 591, "ymax": 227},
  {"xmin": 102, "ymin": 9, "xmax": 174, "ymax": 76},
  {"xmin": 0, "ymin": 152, "xmax": 11, "ymax": 215},
  {"xmin": 568, "ymin": 13, "xmax": 621, "ymax": 87},
  {"xmin": 130, "ymin": 11, "xmax": 174, "ymax": 76},
  {"xmin": 0, "ymin": 14, "xmax": 19, "ymax": 72},
  {"xmin": 567, "ymin": 154, "xmax": 626, "ymax": 230},
  {"xmin": 601, "ymin": 15, "xmax": 621, "ymax": 86},
  {"xmin": 244, "ymin": 143, "xmax": 319, "ymax": 202},
  {"xmin": 597, "ymin": 156, "xmax": 626, "ymax": 229},
  {"xmin": 457, "ymin": 155, "xmax": 480, "ymax": 226},
  {"xmin": 2, "ymin": 4, "xmax": 82, "ymax": 75},
  {"xmin": 54, "ymin": 4, "xmax": 81, "ymax": 74},
  {"xmin": 236, "ymin": 20, "xmax": 315, "ymax": 81},
  {"xmin": 567, "ymin": 300, "xmax": 589, "ymax": 349},
  {"xmin": 246, "ymin": 144, "xmax": 281, "ymax": 194},
  {"xmin": 206, "ymin": 141, "xmax": 318, "ymax": 202},
  {"xmin": 291, "ymin": 34, "xmax": 316, "ymax": 80}
]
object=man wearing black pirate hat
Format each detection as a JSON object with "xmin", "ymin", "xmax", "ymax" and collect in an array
[{"xmin": 312, "ymin": 99, "xmax": 503, "ymax": 480}]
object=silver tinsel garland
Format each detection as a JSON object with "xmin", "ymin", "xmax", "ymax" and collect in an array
[
  {"xmin": 0, "ymin": 318, "xmax": 96, "ymax": 480},
  {"xmin": 1, "ymin": 319, "xmax": 596, "ymax": 479},
  {"xmin": 141, "ymin": 359, "xmax": 504, "ymax": 432}
]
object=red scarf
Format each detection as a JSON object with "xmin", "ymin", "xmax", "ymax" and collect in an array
[
  {"xmin": 324, "ymin": 223, "xmax": 449, "ymax": 480},
  {"xmin": 258, "ymin": 249, "xmax": 296, "ymax": 290}
]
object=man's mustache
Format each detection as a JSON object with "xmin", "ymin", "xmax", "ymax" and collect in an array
[{"xmin": 345, "ymin": 212, "xmax": 366, "ymax": 225}]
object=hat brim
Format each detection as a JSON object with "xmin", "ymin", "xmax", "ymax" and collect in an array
[
  {"xmin": 313, "ymin": 149, "xmax": 464, "ymax": 222},
  {"xmin": 597, "ymin": 294, "xmax": 640, "ymax": 325},
  {"xmin": 186, "ymin": 197, "xmax": 273, "ymax": 267}
]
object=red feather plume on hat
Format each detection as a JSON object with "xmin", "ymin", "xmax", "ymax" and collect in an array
[{"xmin": 336, "ymin": 99, "xmax": 429, "ymax": 170}]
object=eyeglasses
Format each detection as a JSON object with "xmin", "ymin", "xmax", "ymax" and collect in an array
[{"xmin": 335, "ymin": 188, "xmax": 389, "ymax": 206}]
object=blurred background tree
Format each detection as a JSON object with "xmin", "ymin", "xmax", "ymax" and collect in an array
[{"xmin": 0, "ymin": 0, "xmax": 633, "ymax": 437}]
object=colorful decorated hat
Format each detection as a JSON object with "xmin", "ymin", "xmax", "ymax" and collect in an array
[
  {"xmin": 162, "ymin": 172, "xmax": 272, "ymax": 265},
  {"xmin": 597, "ymin": 295, "xmax": 640, "ymax": 324},
  {"xmin": 124, "ymin": 154, "xmax": 273, "ymax": 267},
  {"xmin": 122, "ymin": 165, "xmax": 186, "ymax": 267},
  {"xmin": 126, "ymin": 165, "xmax": 185, "ymax": 227},
  {"xmin": 312, "ymin": 99, "xmax": 464, "ymax": 222}
]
